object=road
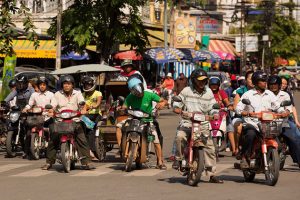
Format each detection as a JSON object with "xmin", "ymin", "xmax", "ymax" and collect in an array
[{"xmin": 0, "ymin": 93, "xmax": 300, "ymax": 200}]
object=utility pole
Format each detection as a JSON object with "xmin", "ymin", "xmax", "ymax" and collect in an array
[
  {"xmin": 164, "ymin": 0, "xmax": 168, "ymax": 49},
  {"xmin": 240, "ymin": 0, "xmax": 246, "ymax": 75},
  {"xmin": 56, "ymin": 0, "xmax": 62, "ymax": 70}
]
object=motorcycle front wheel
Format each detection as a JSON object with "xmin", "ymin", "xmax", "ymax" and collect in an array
[
  {"xmin": 6, "ymin": 131, "xmax": 17, "ymax": 157},
  {"xmin": 265, "ymin": 147, "xmax": 280, "ymax": 186},
  {"xmin": 30, "ymin": 132, "xmax": 40, "ymax": 160},
  {"xmin": 187, "ymin": 148, "xmax": 205, "ymax": 186},
  {"xmin": 125, "ymin": 142, "xmax": 137, "ymax": 172},
  {"xmin": 61, "ymin": 142, "xmax": 72, "ymax": 173}
]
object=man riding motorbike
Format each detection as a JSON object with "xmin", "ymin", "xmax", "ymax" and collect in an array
[
  {"xmin": 209, "ymin": 76, "xmax": 236, "ymax": 156},
  {"xmin": 172, "ymin": 69, "xmax": 223, "ymax": 183},
  {"xmin": 236, "ymin": 71, "xmax": 290, "ymax": 168},
  {"xmin": 268, "ymin": 75, "xmax": 300, "ymax": 167},
  {"xmin": 41, "ymin": 75, "xmax": 95, "ymax": 170},
  {"xmin": 116, "ymin": 76, "xmax": 167, "ymax": 169}
]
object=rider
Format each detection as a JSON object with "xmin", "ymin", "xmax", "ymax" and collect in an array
[
  {"xmin": 41, "ymin": 75, "xmax": 95, "ymax": 170},
  {"xmin": 117, "ymin": 76, "xmax": 167, "ymax": 169},
  {"xmin": 209, "ymin": 76, "xmax": 236, "ymax": 155},
  {"xmin": 236, "ymin": 71, "xmax": 290, "ymax": 168},
  {"xmin": 172, "ymin": 69, "xmax": 223, "ymax": 183},
  {"xmin": 160, "ymin": 73, "xmax": 174, "ymax": 108},
  {"xmin": 268, "ymin": 75, "xmax": 300, "ymax": 167}
]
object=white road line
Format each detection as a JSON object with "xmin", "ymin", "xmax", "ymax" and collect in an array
[
  {"xmin": 71, "ymin": 164, "xmax": 115, "ymax": 177},
  {"xmin": 124, "ymin": 168, "xmax": 164, "ymax": 177},
  {"xmin": 0, "ymin": 164, "xmax": 31, "ymax": 173},
  {"xmin": 12, "ymin": 169, "xmax": 53, "ymax": 177}
]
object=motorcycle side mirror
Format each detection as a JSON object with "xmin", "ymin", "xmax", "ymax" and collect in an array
[
  {"xmin": 172, "ymin": 96, "xmax": 182, "ymax": 102},
  {"xmin": 280, "ymin": 100, "xmax": 291, "ymax": 107},
  {"xmin": 45, "ymin": 104, "xmax": 53, "ymax": 109},
  {"xmin": 242, "ymin": 99, "xmax": 251, "ymax": 105},
  {"xmin": 11, "ymin": 106, "xmax": 20, "ymax": 111},
  {"xmin": 79, "ymin": 101, "xmax": 85, "ymax": 106},
  {"xmin": 212, "ymin": 103, "xmax": 220, "ymax": 110}
]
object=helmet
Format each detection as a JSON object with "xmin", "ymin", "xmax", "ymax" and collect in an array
[
  {"xmin": 8, "ymin": 79, "xmax": 16, "ymax": 88},
  {"xmin": 121, "ymin": 59, "xmax": 135, "ymax": 69},
  {"xmin": 60, "ymin": 75, "xmax": 75, "ymax": 87},
  {"xmin": 15, "ymin": 75, "xmax": 28, "ymax": 91},
  {"xmin": 81, "ymin": 75, "xmax": 96, "ymax": 92},
  {"xmin": 209, "ymin": 76, "xmax": 221, "ymax": 86},
  {"xmin": 190, "ymin": 68, "xmax": 208, "ymax": 86},
  {"xmin": 37, "ymin": 75, "xmax": 48, "ymax": 86},
  {"xmin": 127, "ymin": 76, "xmax": 144, "ymax": 97},
  {"xmin": 268, "ymin": 75, "xmax": 282, "ymax": 86},
  {"xmin": 251, "ymin": 71, "xmax": 268, "ymax": 85}
]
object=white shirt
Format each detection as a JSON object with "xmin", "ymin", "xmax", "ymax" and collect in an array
[
  {"xmin": 274, "ymin": 90, "xmax": 292, "ymax": 113},
  {"xmin": 51, "ymin": 89, "xmax": 85, "ymax": 112},
  {"xmin": 25, "ymin": 91, "xmax": 54, "ymax": 109},
  {"xmin": 236, "ymin": 89, "xmax": 284, "ymax": 130}
]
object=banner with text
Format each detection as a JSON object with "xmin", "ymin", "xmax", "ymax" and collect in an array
[{"xmin": 0, "ymin": 55, "xmax": 16, "ymax": 101}]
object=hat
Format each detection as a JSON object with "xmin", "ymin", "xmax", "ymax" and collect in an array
[
  {"xmin": 238, "ymin": 76, "xmax": 245, "ymax": 81},
  {"xmin": 197, "ymin": 76, "xmax": 208, "ymax": 81},
  {"xmin": 167, "ymin": 72, "xmax": 172, "ymax": 77},
  {"xmin": 121, "ymin": 59, "xmax": 134, "ymax": 68}
]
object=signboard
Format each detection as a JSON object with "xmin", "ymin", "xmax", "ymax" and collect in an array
[
  {"xmin": 0, "ymin": 55, "xmax": 16, "ymax": 100},
  {"xmin": 174, "ymin": 17, "xmax": 197, "ymax": 48},
  {"xmin": 235, "ymin": 36, "xmax": 258, "ymax": 52},
  {"xmin": 196, "ymin": 15, "xmax": 223, "ymax": 34}
]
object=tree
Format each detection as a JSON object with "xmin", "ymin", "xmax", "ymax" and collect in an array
[
  {"xmin": 48, "ymin": 0, "xmax": 150, "ymax": 63},
  {"xmin": 0, "ymin": 0, "xmax": 39, "ymax": 59}
]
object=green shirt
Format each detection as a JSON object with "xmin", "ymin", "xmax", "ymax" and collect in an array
[
  {"xmin": 236, "ymin": 86, "xmax": 249, "ymax": 97},
  {"xmin": 124, "ymin": 91, "xmax": 160, "ymax": 122}
]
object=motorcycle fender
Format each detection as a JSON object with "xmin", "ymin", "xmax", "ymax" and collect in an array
[
  {"xmin": 60, "ymin": 135, "xmax": 68, "ymax": 143},
  {"xmin": 264, "ymin": 139, "xmax": 278, "ymax": 149},
  {"xmin": 127, "ymin": 132, "xmax": 140, "ymax": 143},
  {"xmin": 137, "ymin": 132, "xmax": 148, "ymax": 163}
]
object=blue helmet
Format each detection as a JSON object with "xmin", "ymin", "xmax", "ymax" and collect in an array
[
  {"xmin": 127, "ymin": 76, "xmax": 144, "ymax": 96},
  {"xmin": 209, "ymin": 76, "xmax": 221, "ymax": 86}
]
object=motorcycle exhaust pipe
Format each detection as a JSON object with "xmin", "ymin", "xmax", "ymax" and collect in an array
[{"xmin": 262, "ymin": 142, "xmax": 269, "ymax": 171}]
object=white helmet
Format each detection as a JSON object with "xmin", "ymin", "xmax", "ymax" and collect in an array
[{"xmin": 81, "ymin": 75, "xmax": 96, "ymax": 92}]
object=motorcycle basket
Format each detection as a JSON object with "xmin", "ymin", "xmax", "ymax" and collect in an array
[
  {"xmin": 53, "ymin": 121, "xmax": 76, "ymax": 135},
  {"xmin": 261, "ymin": 122, "xmax": 280, "ymax": 138},
  {"xmin": 26, "ymin": 115, "xmax": 44, "ymax": 128}
]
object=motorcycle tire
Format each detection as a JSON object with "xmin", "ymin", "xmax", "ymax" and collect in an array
[
  {"xmin": 30, "ymin": 132, "xmax": 40, "ymax": 160},
  {"xmin": 265, "ymin": 147, "xmax": 280, "ymax": 186},
  {"xmin": 125, "ymin": 142, "xmax": 136, "ymax": 172},
  {"xmin": 94, "ymin": 136, "xmax": 106, "ymax": 161},
  {"xmin": 187, "ymin": 148, "xmax": 205, "ymax": 186},
  {"xmin": 279, "ymin": 151, "xmax": 286, "ymax": 170},
  {"xmin": 61, "ymin": 142, "xmax": 71, "ymax": 173},
  {"xmin": 243, "ymin": 170, "xmax": 256, "ymax": 182},
  {"xmin": 6, "ymin": 131, "xmax": 17, "ymax": 158}
]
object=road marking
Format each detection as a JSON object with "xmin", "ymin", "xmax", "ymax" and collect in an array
[
  {"xmin": 124, "ymin": 163, "xmax": 172, "ymax": 177},
  {"xmin": 11, "ymin": 169, "xmax": 53, "ymax": 177},
  {"xmin": 71, "ymin": 164, "xmax": 115, "ymax": 177},
  {"xmin": 0, "ymin": 164, "xmax": 31, "ymax": 173},
  {"xmin": 216, "ymin": 164, "xmax": 232, "ymax": 174}
]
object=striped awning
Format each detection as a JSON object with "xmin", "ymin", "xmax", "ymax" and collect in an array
[
  {"xmin": 209, "ymin": 40, "xmax": 238, "ymax": 56},
  {"xmin": 0, "ymin": 40, "xmax": 56, "ymax": 58}
]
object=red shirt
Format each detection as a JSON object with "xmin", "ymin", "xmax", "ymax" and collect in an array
[{"xmin": 213, "ymin": 89, "xmax": 228, "ymax": 108}]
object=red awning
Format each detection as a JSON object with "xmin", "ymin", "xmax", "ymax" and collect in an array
[
  {"xmin": 209, "ymin": 40, "xmax": 238, "ymax": 56},
  {"xmin": 114, "ymin": 50, "xmax": 143, "ymax": 60}
]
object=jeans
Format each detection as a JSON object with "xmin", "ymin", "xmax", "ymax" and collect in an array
[{"xmin": 282, "ymin": 120, "xmax": 300, "ymax": 164}]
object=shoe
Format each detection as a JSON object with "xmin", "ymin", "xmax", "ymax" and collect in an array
[
  {"xmin": 209, "ymin": 176, "xmax": 224, "ymax": 184},
  {"xmin": 156, "ymin": 163, "xmax": 167, "ymax": 170},
  {"xmin": 81, "ymin": 163, "xmax": 96, "ymax": 170},
  {"xmin": 41, "ymin": 163, "xmax": 52, "ymax": 170},
  {"xmin": 172, "ymin": 160, "xmax": 180, "ymax": 170},
  {"xmin": 240, "ymin": 158, "xmax": 249, "ymax": 169}
]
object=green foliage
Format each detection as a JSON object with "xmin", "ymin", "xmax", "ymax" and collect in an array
[
  {"xmin": 48, "ymin": 0, "xmax": 150, "ymax": 62},
  {"xmin": 0, "ymin": 0, "xmax": 39, "ymax": 60}
]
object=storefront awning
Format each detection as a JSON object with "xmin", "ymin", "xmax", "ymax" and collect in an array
[
  {"xmin": 209, "ymin": 40, "xmax": 238, "ymax": 56},
  {"xmin": 0, "ymin": 40, "xmax": 56, "ymax": 58}
]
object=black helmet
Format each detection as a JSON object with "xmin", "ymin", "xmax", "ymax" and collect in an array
[
  {"xmin": 81, "ymin": 75, "xmax": 96, "ymax": 92},
  {"xmin": 127, "ymin": 75, "xmax": 144, "ymax": 97},
  {"xmin": 190, "ymin": 68, "xmax": 208, "ymax": 86},
  {"xmin": 251, "ymin": 71, "xmax": 268, "ymax": 85},
  {"xmin": 209, "ymin": 76, "xmax": 221, "ymax": 86},
  {"xmin": 268, "ymin": 75, "xmax": 282, "ymax": 86},
  {"xmin": 15, "ymin": 75, "xmax": 28, "ymax": 91},
  {"xmin": 8, "ymin": 79, "xmax": 16, "ymax": 88},
  {"xmin": 37, "ymin": 75, "xmax": 49, "ymax": 86},
  {"xmin": 60, "ymin": 75, "xmax": 75, "ymax": 87}
]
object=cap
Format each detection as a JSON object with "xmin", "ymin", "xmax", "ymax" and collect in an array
[
  {"xmin": 121, "ymin": 59, "xmax": 133, "ymax": 68},
  {"xmin": 197, "ymin": 76, "xmax": 208, "ymax": 81},
  {"xmin": 167, "ymin": 72, "xmax": 172, "ymax": 77}
]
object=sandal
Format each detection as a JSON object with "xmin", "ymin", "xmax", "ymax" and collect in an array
[
  {"xmin": 156, "ymin": 163, "xmax": 167, "ymax": 170},
  {"xmin": 41, "ymin": 163, "xmax": 52, "ymax": 170},
  {"xmin": 81, "ymin": 163, "xmax": 96, "ymax": 170},
  {"xmin": 209, "ymin": 176, "xmax": 224, "ymax": 184}
]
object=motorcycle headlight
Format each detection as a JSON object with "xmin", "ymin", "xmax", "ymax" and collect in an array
[
  {"xmin": 262, "ymin": 112, "xmax": 274, "ymax": 121},
  {"xmin": 193, "ymin": 113, "xmax": 206, "ymax": 122},
  {"xmin": 31, "ymin": 107, "xmax": 42, "ymax": 113},
  {"xmin": 10, "ymin": 112, "xmax": 20, "ymax": 123},
  {"xmin": 58, "ymin": 112, "xmax": 77, "ymax": 119},
  {"xmin": 128, "ymin": 110, "xmax": 149, "ymax": 118}
]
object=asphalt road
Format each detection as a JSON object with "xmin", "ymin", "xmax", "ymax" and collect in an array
[{"xmin": 1, "ymin": 93, "xmax": 300, "ymax": 200}]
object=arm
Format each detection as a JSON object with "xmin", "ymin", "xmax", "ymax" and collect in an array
[
  {"xmin": 233, "ymin": 93, "xmax": 241, "ymax": 110},
  {"xmin": 4, "ymin": 90, "xmax": 17, "ymax": 103},
  {"xmin": 24, "ymin": 93, "xmax": 36, "ymax": 111}
]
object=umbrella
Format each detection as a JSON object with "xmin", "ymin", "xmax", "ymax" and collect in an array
[
  {"xmin": 197, "ymin": 50, "xmax": 221, "ymax": 62},
  {"xmin": 180, "ymin": 49, "xmax": 207, "ymax": 62},
  {"xmin": 61, "ymin": 51, "xmax": 90, "ymax": 60},
  {"xmin": 114, "ymin": 50, "xmax": 143, "ymax": 60},
  {"xmin": 51, "ymin": 64, "xmax": 120, "ymax": 75},
  {"xmin": 145, "ymin": 48, "xmax": 185, "ymax": 64},
  {"xmin": 214, "ymin": 51, "xmax": 235, "ymax": 61}
]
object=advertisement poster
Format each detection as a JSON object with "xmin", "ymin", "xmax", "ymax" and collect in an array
[
  {"xmin": 174, "ymin": 17, "xmax": 197, "ymax": 48},
  {"xmin": 0, "ymin": 55, "xmax": 16, "ymax": 101},
  {"xmin": 196, "ymin": 16, "xmax": 223, "ymax": 34}
]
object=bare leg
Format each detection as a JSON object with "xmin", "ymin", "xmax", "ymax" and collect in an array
[
  {"xmin": 154, "ymin": 143, "xmax": 163, "ymax": 165},
  {"xmin": 116, "ymin": 127, "xmax": 122, "ymax": 147},
  {"xmin": 228, "ymin": 132, "xmax": 236, "ymax": 154}
]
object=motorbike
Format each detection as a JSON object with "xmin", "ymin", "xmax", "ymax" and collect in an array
[
  {"xmin": 6, "ymin": 105, "xmax": 27, "ymax": 157},
  {"xmin": 173, "ymin": 96, "xmax": 220, "ymax": 186},
  {"xmin": 121, "ymin": 109, "xmax": 153, "ymax": 172},
  {"xmin": 0, "ymin": 101, "xmax": 9, "ymax": 149},
  {"xmin": 210, "ymin": 107, "xmax": 228, "ymax": 159},
  {"xmin": 239, "ymin": 99, "xmax": 291, "ymax": 186},
  {"xmin": 26, "ymin": 106, "xmax": 48, "ymax": 160}
]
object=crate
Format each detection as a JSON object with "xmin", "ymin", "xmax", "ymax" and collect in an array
[{"xmin": 98, "ymin": 125, "xmax": 117, "ymax": 144}]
